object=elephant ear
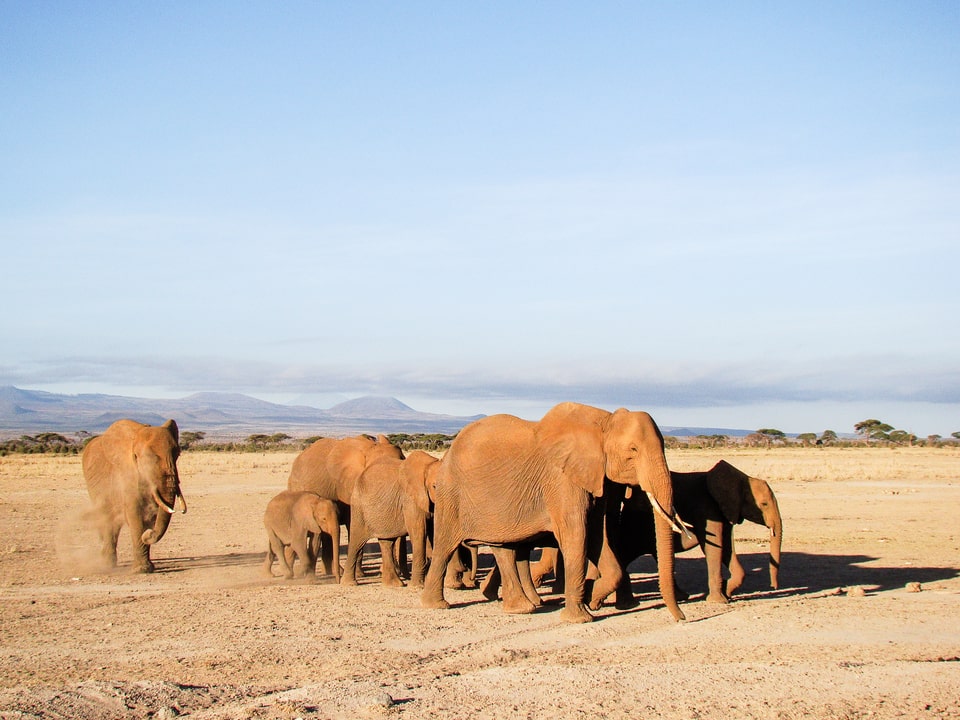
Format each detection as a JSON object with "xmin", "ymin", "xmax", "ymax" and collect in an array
[
  {"xmin": 162, "ymin": 419, "xmax": 180, "ymax": 444},
  {"xmin": 706, "ymin": 460, "xmax": 748, "ymax": 524},
  {"xmin": 537, "ymin": 409, "xmax": 606, "ymax": 497}
]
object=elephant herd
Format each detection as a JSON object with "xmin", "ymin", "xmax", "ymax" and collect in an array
[{"xmin": 81, "ymin": 403, "xmax": 783, "ymax": 624}]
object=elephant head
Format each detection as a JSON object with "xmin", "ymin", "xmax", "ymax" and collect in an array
[
  {"xmin": 706, "ymin": 460, "xmax": 782, "ymax": 589},
  {"xmin": 136, "ymin": 419, "xmax": 187, "ymax": 546},
  {"xmin": 399, "ymin": 450, "xmax": 439, "ymax": 515}
]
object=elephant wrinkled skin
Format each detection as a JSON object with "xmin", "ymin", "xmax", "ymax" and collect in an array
[
  {"xmin": 82, "ymin": 418, "xmax": 186, "ymax": 573},
  {"xmin": 421, "ymin": 402, "xmax": 692, "ymax": 623}
]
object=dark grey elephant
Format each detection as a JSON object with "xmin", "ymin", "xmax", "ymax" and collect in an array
[{"xmin": 532, "ymin": 460, "xmax": 783, "ymax": 605}]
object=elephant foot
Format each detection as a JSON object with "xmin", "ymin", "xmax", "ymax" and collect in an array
[
  {"xmin": 502, "ymin": 597, "xmax": 536, "ymax": 614},
  {"xmin": 479, "ymin": 578, "xmax": 500, "ymax": 602},
  {"xmin": 340, "ymin": 575, "xmax": 359, "ymax": 586},
  {"xmin": 560, "ymin": 603, "xmax": 594, "ymax": 623},
  {"xmin": 614, "ymin": 591, "xmax": 638, "ymax": 610},
  {"xmin": 383, "ymin": 576, "xmax": 406, "ymax": 588},
  {"xmin": 131, "ymin": 561, "xmax": 154, "ymax": 574},
  {"xmin": 706, "ymin": 591, "xmax": 729, "ymax": 604},
  {"xmin": 421, "ymin": 596, "xmax": 451, "ymax": 610}
]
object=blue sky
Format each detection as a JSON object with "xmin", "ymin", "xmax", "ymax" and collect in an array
[{"xmin": 2, "ymin": 2, "xmax": 958, "ymax": 436}]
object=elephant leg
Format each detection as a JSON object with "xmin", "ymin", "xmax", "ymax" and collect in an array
[
  {"xmin": 379, "ymin": 539, "xmax": 406, "ymax": 587},
  {"xmin": 703, "ymin": 519, "xmax": 728, "ymax": 604},
  {"xmin": 305, "ymin": 531, "xmax": 319, "ymax": 576},
  {"xmin": 480, "ymin": 556, "xmax": 501, "ymax": 601},
  {"xmin": 292, "ymin": 533, "xmax": 315, "ymax": 578},
  {"xmin": 724, "ymin": 529, "xmax": 746, "ymax": 597},
  {"xmin": 317, "ymin": 525, "xmax": 335, "ymax": 577},
  {"xmin": 516, "ymin": 550, "xmax": 542, "ymax": 608},
  {"xmin": 99, "ymin": 520, "xmax": 121, "ymax": 569},
  {"xmin": 489, "ymin": 547, "xmax": 535, "ymax": 614},
  {"xmin": 421, "ymin": 521, "xmax": 462, "ymax": 610},
  {"xmin": 555, "ymin": 527, "xmax": 593, "ymax": 623},
  {"xmin": 409, "ymin": 527, "xmax": 429, "ymax": 589},
  {"xmin": 341, "ymin": 532, "xmax": 365, "ymax": 586},
  {"xmin": 262, "ymin": 533, "xmax": 279, "ymax": 577},
  {"xmin": 395, "ymin": 536, "xmax": 410, "ymax": 579},
  {"xmin": 530, "ymin": 546, "xmax": 557, "ymax": 588},
  {"xmin": 126, "ymin": 507, "xmax": 153, "ymax": 574},
  {"xmin": 271, "ymin": 537, "xmax": 294, "ymax": 579},
  {"xmin": 460, "ymin": 545, "xmax": 478, "ymax": 588},
  {"xmin": 444, "ymin": 545, "xmax": 473, "ymax": 589},
  {"xmin": 588, "ymin": 538, "xmax": 625, "ymax": 611}
]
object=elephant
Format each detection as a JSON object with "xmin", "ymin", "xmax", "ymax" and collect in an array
[
  {"xmin": 420, "ymin": 402, "xmax": 694, "ymax": 623},
  {"xmin": 81, "ymin": 418, "xmax": 187, "ymax": 573},
  {"xmin": 287, "ymin": 434, "xmax": 404, "ymax": 575},
  {"xmin": 262, "ymin": 490, "xmax": 341, "ymax": 581},
  {"xmin": 341, "ymin": 450, "xmax": 439, "ymax": 587},
  {"xmin": 531, "ymin": 460, "xmax": 783, "ymax": 605}
]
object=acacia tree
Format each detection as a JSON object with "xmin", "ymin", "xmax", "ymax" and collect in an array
[
  {"xmin": 757, "ymin": 428, "xmax": 786, "ymax": 444},
  {"xmin": 820, "ymin": 430, "xmax": 838, "ymax": 445},
  {"xmin": 854, "ymin": 419, "xmax": 893, "ymax": 442}
]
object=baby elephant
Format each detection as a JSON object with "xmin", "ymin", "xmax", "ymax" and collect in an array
[{"xmin": 263, "ymin": 490, "xmax": 341, "ymax": 582}]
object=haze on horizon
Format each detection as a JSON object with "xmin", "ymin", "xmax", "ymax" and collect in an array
[{"xmin": 2, "ymin": 4, "xmax": 958, "ymax": 438}]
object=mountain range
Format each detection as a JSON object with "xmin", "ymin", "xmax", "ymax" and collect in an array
[{"xmin": 0, "ymin": 386, "xmax": 755, "ymax": 439}]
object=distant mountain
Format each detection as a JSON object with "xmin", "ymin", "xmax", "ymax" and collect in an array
[
  {"xmin": 0, "ymin": 386, "xmax": 764, "ymax": 439},
  {"xmin": 0, "ymin": 386, "xmax": 485, "ymax": 438},
  {"xmin": 660, "ymin": 426, "xmax": 756, "ymax": 438}
]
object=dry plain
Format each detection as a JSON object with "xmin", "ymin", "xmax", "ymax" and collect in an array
[{"xmin": 1, "ymin": 446, "xmax": 959, "ymax": 719}]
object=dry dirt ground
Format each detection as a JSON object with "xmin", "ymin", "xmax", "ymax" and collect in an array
[{"xmin": 1, "ymin": 446, "xmax": 958, "ymax": 719}]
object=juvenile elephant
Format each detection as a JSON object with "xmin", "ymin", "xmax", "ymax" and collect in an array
[
  {"xmin": 287, "ymin": 434, "xmax": 404, "ymax": 574},
  {"xmin": 421, "ymin": 402, "xmax": 694, "ymax": 623},
  {"xmin": 82, "ymin": 418, "xmax": 187, "ymax": 573},
  {"xmin": 341, "ymin": 450, "xmax": 439, "ymax": 587},
  {"xmin": 262, "ymin": 490, "xmax": 341, "ymax": 581},
  {"xmin": 533, "ymin": 460, "xmax": 783, "ymax": 605}
]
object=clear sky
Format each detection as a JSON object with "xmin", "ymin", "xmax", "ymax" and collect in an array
[{"xmin": 2, "ymin": 2, "xmax": 958, "ymax": 437}]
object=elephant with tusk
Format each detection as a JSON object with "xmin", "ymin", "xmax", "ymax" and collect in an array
[
  {"xmin": 82, "ymin": 419, "xmax": 186, "ymax": 573},
  {"xmin": 422, "ymin": 402, "xmax": 690, "ymax": 623}
]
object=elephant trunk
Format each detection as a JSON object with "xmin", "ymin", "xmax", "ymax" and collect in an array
[
  {"xmin": 142, "ymin": 498, "xmax": 173, "ymax": 545},
  {"xmin": 768, "ymin": 511, "xmax": 783, "ymax": 590},
  {"xmin": 639, "ymin": 462, "xmax": 685, "ymax": 622},
  {"xmin": 142, "ymin": 479, "xmax": 181, "ymax": 545}
]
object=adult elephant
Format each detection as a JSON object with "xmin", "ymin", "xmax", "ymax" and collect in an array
[
  {"xmin": 421, "ymin": 402, "xmax": 693, "ymax": 623},
  {"xmin": 287, "ymin": 434, "xmax": 404, "ymax": 574},
  {"xmin": 619, "ymin": 460, "xmax": 783, "ymax": 603},
  {"xmin": 82, "ymin": 419, "xmax": 187, "ymax": 573},
  {"xmin": 342, "ymin": 450, "xmax": 439, "ymax": 588}
]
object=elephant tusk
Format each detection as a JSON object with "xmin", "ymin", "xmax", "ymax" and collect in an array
[
  {"xmin": 175, "ymin": 491, "xmax": 188, "ymax": 515},
  {"xmin": 645, "ymin": 492, "xmax": 697, "ymax": 545},
  {"xmin": 152, "ymin": 486, "xmax": 176, "ymax": 514}
]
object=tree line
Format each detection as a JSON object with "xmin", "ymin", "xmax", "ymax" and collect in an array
[{"xmin": 2, "ymin": 423, "xmax": 957, "ymax": 456}]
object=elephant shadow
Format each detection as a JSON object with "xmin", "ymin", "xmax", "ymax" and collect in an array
[
  {"xmin": 625, "ymin": 551, "xmax": 960, "ymax": 604},
  {"xmin": 151, "ymin": 552, "xmax": 266, "ymax": 573}
]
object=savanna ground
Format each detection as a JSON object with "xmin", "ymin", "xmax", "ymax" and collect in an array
[{"xmin": 1, "ymin": 446, "xmax": 958, "ymax": 719}]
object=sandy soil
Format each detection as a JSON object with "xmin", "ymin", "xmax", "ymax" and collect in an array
[{"xmin": 1, "ymin": 446, "xmax": 958, "ymax": 719}]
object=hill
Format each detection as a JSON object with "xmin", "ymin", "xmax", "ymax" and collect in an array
[{"xmin": 0, "ymin": 387, "xmax": 483, "ymax": 437}]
